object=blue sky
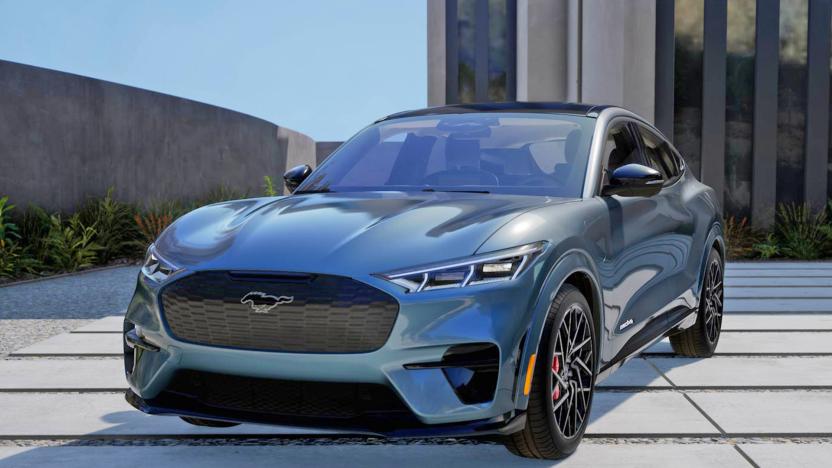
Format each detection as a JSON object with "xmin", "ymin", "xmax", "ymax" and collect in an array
[{"xmin": 0, "ymin": 0, "xmax": 426, "ymax": 141}]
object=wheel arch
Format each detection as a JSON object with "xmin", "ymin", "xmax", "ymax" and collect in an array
[{"xmin": 512, "ymin": 250, "xmax": 604, "ymax": 409}]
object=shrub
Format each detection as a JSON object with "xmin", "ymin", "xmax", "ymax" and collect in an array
[
  {"xmin": 135, "ymin": 209, "xmax": 175, "ymax": 246},
  {"xmin": 753, "ymin": 233, "xmax": 780, "ymax": 259},
  {"xmin": 78, "ymin": 188, "xmax": 140, "ymax": 262},
  {"xmin": 774, "ymin": 203, "xmax": 830, "ymax": 260},
  {"xmin": 723, "ymin": 216, "xmax": 760, "ymax": 259},
  {"xmin": 43, "ymin": 214, "xmax": 100, "ymax": 271},
  {"xmin": 263, "ymin": 176, "xmax": 278, "ymax": 197}
]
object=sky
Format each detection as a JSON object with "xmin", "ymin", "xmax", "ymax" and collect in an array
[{"xmin": 0, "ymin": 0, "xmax": 427, "ymax": 141}]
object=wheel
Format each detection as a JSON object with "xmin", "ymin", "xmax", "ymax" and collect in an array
[
  {"xmin": 670, "ymin": 248, "xmax": 724, "ymax": 357},
  {"xmin": 502, "ymin": 284, "xmax": 596, "ymax": 459},
  {"xmin": 180, "ymin": 416, "xmax": 240, "ymax": 428}
]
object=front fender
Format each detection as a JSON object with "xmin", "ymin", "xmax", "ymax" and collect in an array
[{"xmin": 511, "ymin": 250, "xmax": 604, "ymax": 410}]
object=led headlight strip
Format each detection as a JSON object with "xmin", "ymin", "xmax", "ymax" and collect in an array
[
  {"xmin": 141, "ymin": 244, "xmax": 183, "ymax": 283},
  {"xmin": 379, "ymin": 241, "xmax": 547, "ymax": 293}
]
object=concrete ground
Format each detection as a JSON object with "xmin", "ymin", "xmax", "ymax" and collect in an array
[{"xmin": 0, "ymin": 262, "xmax": 831, "ymax": 467}]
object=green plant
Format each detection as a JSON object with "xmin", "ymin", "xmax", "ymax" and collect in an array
[
  {"xmin": 774, "ymin": 203, "xmax": 830, "ymax": 260},
  {"xmin": 723, "ymin": 216, "xmax": 760, "ymax": 259},
  {"xmin": 0, "ymin": 197, "xmax": 22, "ymax": 277},
  {"xmin": 754, "ymin": 233, "xmax": 780, "ymax": 259},
  {"xmin": 195, "ymin": 185, "xmax": 247, "ymax": 207},
  {"xmin": 263, "ymin": 176, "xmax": 278, "ymax": 197},
  {"xmin": 43, "ymin": 214, "xmax": 100, "ymax": 271},
  {"xmin": 78, "ymin": 188, "xmax": 140, "ymax": 262},
  {"xmin": 135, "ymin": 210, "xmax": 175, "ymax": 245}
]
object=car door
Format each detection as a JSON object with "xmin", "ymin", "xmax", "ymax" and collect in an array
[{"xmin": 594, "ymin": 119, "xmax": 686, "ymax": 366}]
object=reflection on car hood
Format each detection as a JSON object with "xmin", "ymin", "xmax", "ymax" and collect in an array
[{"xmin": 156, "ymin": 192, "xmax": 576, "ymax": 275}]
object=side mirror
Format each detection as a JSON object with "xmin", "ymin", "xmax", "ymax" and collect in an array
[
  {"xmin": 283, "ymin": 164, "xmax": 312, "ymax": 193},
  {"xmin": 602, "ymin": 163, "xmax": 663, "ymax": 197}
]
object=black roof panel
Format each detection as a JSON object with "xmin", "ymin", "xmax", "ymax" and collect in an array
[{"xmin": 377, "ymin": 102, "xmax": 612, "ymax": 122}]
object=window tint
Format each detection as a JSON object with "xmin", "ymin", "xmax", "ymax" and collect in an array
[
  {"xmin": 638, "ymin": 125, "xmax": 679, "ymax": 181},
  {"xmin": 601, "ymin": 122, "xmax": 642, "ymax": 186}
]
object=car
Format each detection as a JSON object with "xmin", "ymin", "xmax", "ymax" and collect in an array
[{"xmin": 124, "ymin": 102, "xmax": 724, "ymax": 459}]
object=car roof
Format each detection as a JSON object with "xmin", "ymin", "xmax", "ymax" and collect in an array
[{"xmin": 376, "ymin": 102, "xmax": 615, "ymax": 123}]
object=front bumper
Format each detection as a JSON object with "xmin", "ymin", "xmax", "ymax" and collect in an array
[{"xmin": 124, "ymin": 266, "xmax": 546, "ymax": 433}]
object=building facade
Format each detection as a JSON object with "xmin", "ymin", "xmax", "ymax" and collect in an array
[{"xmin": 428, "ymin": 0, "xmax": 832, "ymax": 228}]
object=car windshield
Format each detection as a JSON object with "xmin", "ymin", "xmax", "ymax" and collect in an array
[{"xmin": 297, "ymin": 113, "xmax": 596, "ymax": 197}]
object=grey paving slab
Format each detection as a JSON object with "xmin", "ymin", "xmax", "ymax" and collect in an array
[
  {"xmin": 649, "ymin": 357, "xmax": 832, "ymax": 388},
  {"xmin": 726, "ymin": 287, "xmax": 832, "ymax": 298},
  {"xmin": 0, "ymin": 266, "xmax": 139, "ymax": 319},
  {"xmin": 722, "ymin": 313, "xmax": 832, "ymax": 330},
  {"xmin": 738, "ymin": 443, "xmax": 832, "ymax": 468},
  {"xmin": 0, "ymin": 359, "xmax": 125, "ymax": 390},
  {"xmin": 10, "ymin": 332, "xmax": 123, "ymax": 356},
  {"xmin": 0, "ymin": 444, "xmax": 751, "ymax": 468},
  {"xmin": 690, "ymin": 390, "xmax": 832, "ymax": 435},
  {"xmin": 725, "ymin": 298, "xmax": 832, "ymax": 312},
  {"xmin": 725, "ymin": 269, "xmax": 832, "ymax": 277},
  {"xmin": 70, "ymin": 315, "xmax": 124, "ymax": 333},
  {"xmin": 726, "ymin": 276, "xmax": 832, "ymax": 287},
  {"xmin": 727, "ymin": 262, "xmax": 832, "ymax": 269},
  {"xmin": 597, "ymin": 358, "xmax": 669, "ymax": 388},
  {"xmin": 586, "ymin": 391, "xmax": 717, "ymax": 435},
  {"xmin": 647, "ymin": 332, "xmax": 832, "ymax": 355},
  {"xmin": 0, "ymin": 393, "xmax": 316, "ymax": 437}
]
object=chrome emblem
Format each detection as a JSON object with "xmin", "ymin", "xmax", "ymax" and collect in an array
[{"xmin": 240, "ymin": 291, "xmax": 294, "ymax": 314}]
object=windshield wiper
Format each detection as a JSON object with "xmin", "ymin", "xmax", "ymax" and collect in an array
[
  {"xmin": 421, "ymin": 188, "xmax": 490, "ymax": 194},
  {"xmin": 294, "ymin": 188, "xmax": 334, "ymax": 194}
]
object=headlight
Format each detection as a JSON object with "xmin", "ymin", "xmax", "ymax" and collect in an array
[
  {"xmin": 141, "ymin": 244, "xmax": 182, "ymax": 283},
  {"xmin": 379, "ymin": 241, "xmax": 547, "ymax": 293}
]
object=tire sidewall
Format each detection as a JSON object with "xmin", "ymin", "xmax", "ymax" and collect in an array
[
  {"xmin": 696, "ymin": 248, "xmax": 724, "ymax": 353},
  {"xmin": 539, "ymin": 287, "xmax": 597, "ymax": 454}
]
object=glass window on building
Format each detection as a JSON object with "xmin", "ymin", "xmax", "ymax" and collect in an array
[
  {"xmin": 673, "ymin": 0, "xmax": 705, "ymax": 179},
  {"xmin": 457, "ymin": 0, "xmax": 477, "ymax": 103},
  {"xmin": 725, "ymin": 0, "xmax": 756, "ymax": 219},
  {"xmin": 777, "ymin": 0, "xmax": 809, "ymax": 205},
  {"xmin": 453, "ymin": 0, "xmax": 513, "ymax": 103}
]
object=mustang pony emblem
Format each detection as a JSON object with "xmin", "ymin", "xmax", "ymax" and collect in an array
[{"xmin": 240, "ymin": 291, "xmax": 294, "ymax": 314}]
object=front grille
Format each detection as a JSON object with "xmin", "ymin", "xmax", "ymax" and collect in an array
[
  {"xmin": 160, "ymin": 271, "xmax": 398, "ymax": 353},
  {"xmin": 166, "ymin": 370, "xmax": 410, "ymax": 419}
]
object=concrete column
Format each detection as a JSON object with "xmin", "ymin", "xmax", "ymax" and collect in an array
[
  {"xmin": 580, "ymin": 0, "xmax": 656, "ymax": 122},
  {"xmin": 516, "ymin": 0, "xmax": 569, "ymax": 101},
  {"xmin": 427, "ymin": 0, "xmax": 447, "ymax": 106}
]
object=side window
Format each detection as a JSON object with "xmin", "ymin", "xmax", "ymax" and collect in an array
[
  {"xmin": 601, "ymin": 121, "xmax": 641, "ymax": 187},
  {"xmin": 637, "ymin": 125, "xmax": 679, "ymax": 182}
]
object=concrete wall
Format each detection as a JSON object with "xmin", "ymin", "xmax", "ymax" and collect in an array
[
  {"xmin": 516, "ymin": 0, "xmax": 570, "ymax": 101},
  {"xmin": 0, "ymin": 60, "xmax": 316, "ymax": 212},
  {"xmin": 315, "ymin": 141, "xmax": 342, "ymax": 164}
]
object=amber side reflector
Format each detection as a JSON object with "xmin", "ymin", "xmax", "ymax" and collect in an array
[{"xmin": 523, "ymin": 354, "xmax": 537, "ymax": 395}]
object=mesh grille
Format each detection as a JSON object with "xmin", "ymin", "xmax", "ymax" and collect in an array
[
  {"xmin": 167, "ymin": 370, "xmax": 409, "ymax": 419},
  {"xmin": 161, "ymin": 271, "xmax": 398, "ymax": 353}
]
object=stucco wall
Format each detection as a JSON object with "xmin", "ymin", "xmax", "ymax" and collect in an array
[{"xmin": 0, "ymin": 60, "xmax": 316, "ymax": 211}]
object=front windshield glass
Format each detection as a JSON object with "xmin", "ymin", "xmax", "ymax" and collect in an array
[{"xmin": 297, "ymin": 113, "xmax": 596, "ymax": 197}]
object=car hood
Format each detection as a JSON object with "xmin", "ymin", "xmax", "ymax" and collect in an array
[{"xmin": 156, "ymin": 192, "xmax": 576, "ymax": 275}]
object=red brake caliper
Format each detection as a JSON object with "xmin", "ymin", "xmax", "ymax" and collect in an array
[{"xmin": 552, "ymin": 355, "xmax": 561, "ymax": 400}]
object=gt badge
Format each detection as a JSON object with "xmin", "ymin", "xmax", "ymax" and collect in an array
[{"xmin": 240, "ymin": 291, "xmax": 294, "ymax": 314}]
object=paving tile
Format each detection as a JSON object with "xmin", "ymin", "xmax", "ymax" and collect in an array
[
  {"xmin": 722, "ymin": 313, "xmax": 832, "ymax": 331},
  {"xmin": 597, "ymin": 358, "xmax": 669, "ymax": 388},
  {"xmin": 646, "ymin": 332, "xmax": 832, "ymax": 355},
  {"xmin": 738, "ymin": 443, "xmax": 832, "ymax": 468},
  {"xmin": 727, "ymin": 262, "xmax": 832, "ymax": 270},
  {"xmin": 0, "ymin": 393, "xmax": 315, "ymax": 437},
  {"xmin": 724, "ymin": 298, "xmax": 832, "ymax": 312},
  {"xmin": 726, "ymin": 277, "xmax": 832, "ymax": 287},
  {"xmin": 0, "ymin": 444, "xmax": 750, "ymax": 468},
  {"xmin": 726, "ymin": 287, "xmax": 832, "ymax": 298},
  {"xmin": 586, "ymin": 392, "xmax": 717, "ymax": 435},
  {"xmin": 71, "ymin": 315, "xmax": 124, "ymax": 333},
  {"xmin": 689, "ymin": 391, "xmax": 832, "ymax": 435},
  {"xmin": 0, "ymin": 359, "xmax": 125, "ymax": 390},
  {"xmin": 725, "ymin": 269, "xmax": 832, "ymax": 277},
  {"xmin": 649, "ymin": 357, "xmax": 832, "ymax": 388},
  {"xmin": 10, "ymin": 333, "xmax": 123, "ymax": 356}
]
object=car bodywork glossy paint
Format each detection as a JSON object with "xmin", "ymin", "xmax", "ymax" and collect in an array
[{"xmin": 124, "ymin": 105, "xmax": 723, "ymax": 433}]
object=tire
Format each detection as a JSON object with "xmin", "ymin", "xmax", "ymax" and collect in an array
[
  {"xmin": 670, "ymin": 247, "xmax": 724, "ymax": 357},
  {"xmin": 502, "ymin": 284, "xmax": 596, "ymax": 459},
  {"xmin": 180, "ymin": 416, "xmax": 241, "ymax": 428}
]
